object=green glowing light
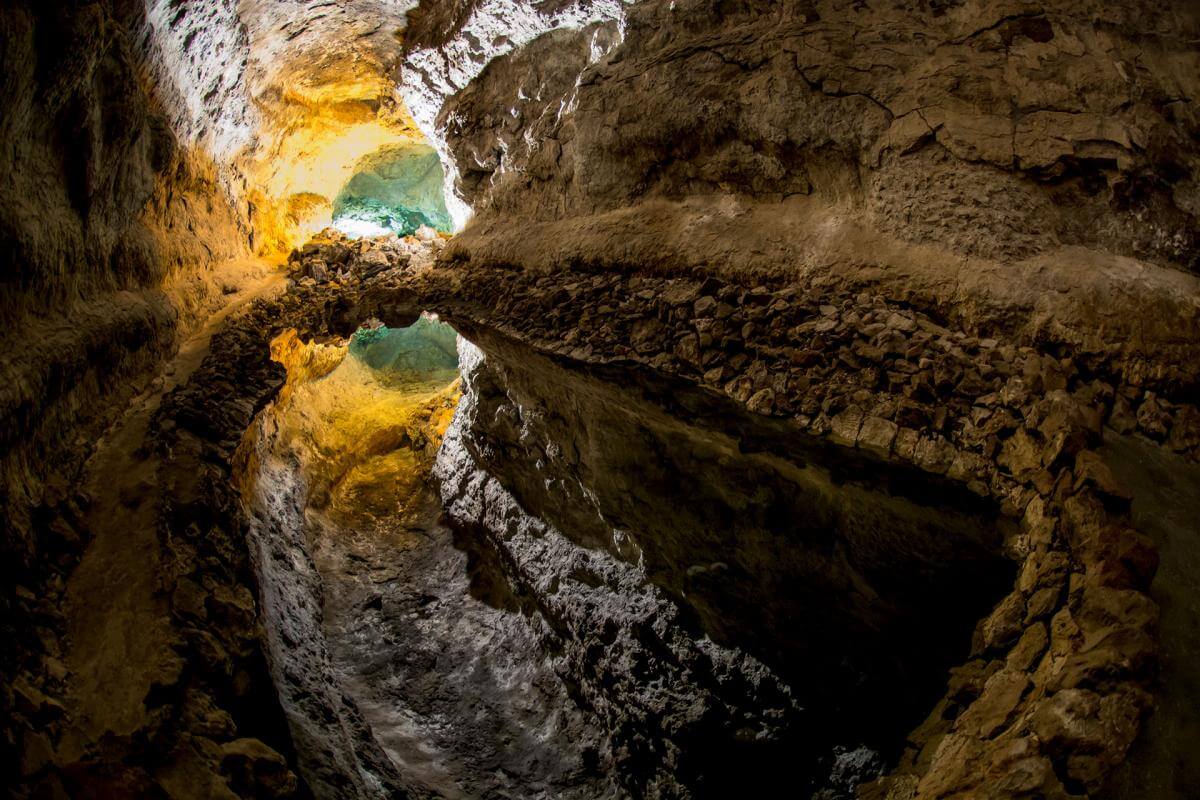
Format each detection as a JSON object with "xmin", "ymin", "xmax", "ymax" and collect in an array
[{"xmin": 332, "ymin": 144, "xmax": 453, "ymax": 237}]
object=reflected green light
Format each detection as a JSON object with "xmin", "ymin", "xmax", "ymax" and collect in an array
[{"xmin": 349, "ymin": 316, "xmax": 460, "ymax": 388}]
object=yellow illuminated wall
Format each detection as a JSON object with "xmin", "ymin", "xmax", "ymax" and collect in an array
[{"xmin": 244, "ymin": 46, "xmax": 433, "ymax": 253}]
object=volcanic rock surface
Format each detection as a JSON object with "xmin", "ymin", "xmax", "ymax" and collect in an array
[{"xmin": 3, "ymin": 1, "xmax": 1200, "ymax": 799}]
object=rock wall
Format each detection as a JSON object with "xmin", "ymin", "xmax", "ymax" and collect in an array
[
  {"xmin": 0, "ymin": 2, "xmax": 271, "ymax": 792},
  {"xmin": 2, "ymin": 284, "xmax": 305, "ymax": 797},
  {"xmin": 398, "ymin": 0, "xmax": 628, "ymax": 227},
  {"xmin": 280, "ymin": 227, "xmax": 1192, "ymax": 797},
  {"xmin": 425, "ymin": 0, "xmax": 1200, "ymax": 411},
  {"xmin": 438, "ymin": 0, "xmax": 1199, "ymax": 271},
  {"xmin": 423, "ymin": 0, "xmax": 1200, "ymax": 421},
  {"xmin": 0, "ymin": 0, "xmax": 257, "ymax": 569}
]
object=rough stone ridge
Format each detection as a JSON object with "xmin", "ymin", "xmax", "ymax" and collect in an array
[
  {"xmin": 3, "ymin": 0, "xmax": 1200, "ymax": 797},
  {"xmin": 279, "ymin": 232, "xmax": 1189, "ymax": 797}
]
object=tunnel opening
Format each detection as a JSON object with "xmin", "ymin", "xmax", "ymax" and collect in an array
[{"xmin": 330, "ymin": 143, "xmax": 455, "ymax": 239}]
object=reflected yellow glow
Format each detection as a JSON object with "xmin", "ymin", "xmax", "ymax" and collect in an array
[
  {"xmin": 262, "ymin": 327, "xmax": 461, "ymax": 525},
  {"xmin": 269, "ymin": 329, "xmax": 347, "ymax": 395},
  {"xmin": 266, "ymin": 122, "xmax": 408, "ymax": 199},
  {"xmin": 252, "ymin": 119, "xmax": 423, "ymax": 251}
]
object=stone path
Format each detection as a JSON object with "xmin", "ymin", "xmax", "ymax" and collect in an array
[{"xmin": 60, "ymin": 261, "xmax": 283, "ymax": 762}]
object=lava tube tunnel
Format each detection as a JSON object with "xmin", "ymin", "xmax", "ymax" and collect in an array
[{"xmin": 2, "ymin": 2, "xmax": 1198, "ymax": 800}]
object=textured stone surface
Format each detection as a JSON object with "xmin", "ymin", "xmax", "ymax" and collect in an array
[
  {"xmin": 4, "ymin": 0, "xmax": 1200, "ymax": 797},
  {"xmin": 440, "ymin": 0, "xmax": 1199, "ymax": 268},
  {"xmin": 0, "ymin": 0, "xmax": 256, "ymax": 562},
  {"xmin": 282, "ymin": 234, "xmax": 1185, "ymax": 797}
]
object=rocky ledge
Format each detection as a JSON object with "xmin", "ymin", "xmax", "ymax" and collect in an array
[
  {"xmin": 280, "ymin": 232, "xmax": 1188, "ymax": 797},
  {"xmin": 8, "ymin": 224, "xmax": 1187, "ymax": 798}
]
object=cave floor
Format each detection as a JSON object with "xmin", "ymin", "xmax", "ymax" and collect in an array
[
  {"xmin": 307, "ymin": 449, "xmax": 615, "ymax": 800},
  {"xmin": 58, "ymin": 261, "xmax": 285, "ymax": 758}
]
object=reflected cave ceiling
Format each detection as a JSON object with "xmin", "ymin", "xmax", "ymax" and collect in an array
[{"xmin": 139, "ymin": 0, "xmax": 627, "ymax": 247}]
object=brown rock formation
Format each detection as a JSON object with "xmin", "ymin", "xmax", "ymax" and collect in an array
[{"xmin": 2, "ymin": 1, "xmax": 1199, "ymax": 798}]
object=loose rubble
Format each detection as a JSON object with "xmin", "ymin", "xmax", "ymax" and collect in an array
[{"xmin": 285, "ymin": 227, "xmax": 448, "ymax": 287}]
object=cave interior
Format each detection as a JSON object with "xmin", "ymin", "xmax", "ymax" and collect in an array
[{"xmin": 2, "ymin": 1, "xmax": 1199, "ymax": 800}]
